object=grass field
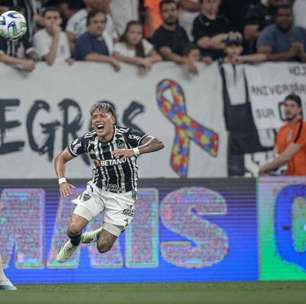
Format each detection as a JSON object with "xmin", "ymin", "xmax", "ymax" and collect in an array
[{"xmin": 0, "ymin": 282, "xmax": 306, "ymax": 304}]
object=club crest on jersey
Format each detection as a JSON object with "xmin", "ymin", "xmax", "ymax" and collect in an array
[
  {"xmin": 122, "ymin": 205, "xmax": 135, "ymax": 217},
  {"xmin": 115, "ymin": 139, "xmax": 126, "ymax": 149}
]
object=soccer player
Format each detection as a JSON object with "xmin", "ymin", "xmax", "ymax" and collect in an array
[
  {"xmin": 259, "ymin": 94, "xmax": 306, "ymax": 176},
  {"xmin": 0, "ymin": 254, "xmax": 16, "ymax": 290},
  {"xmin": 55, "ymin": 102, "xmax": 164, "ymax": 261}
]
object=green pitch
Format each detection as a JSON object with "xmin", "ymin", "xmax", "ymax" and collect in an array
[{"xmin": 1, "ymin": 282, "xmax": 306, "ymax": 304}]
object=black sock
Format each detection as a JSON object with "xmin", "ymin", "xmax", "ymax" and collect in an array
[{"xmin": 69, "ymin": 234, "xmax": 81, "ymax": 246}]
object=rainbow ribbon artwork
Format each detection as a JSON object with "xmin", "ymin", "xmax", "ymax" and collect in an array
[{"xmin": 156, "ymin": 79, "xmax": 219, "ymax": 177}]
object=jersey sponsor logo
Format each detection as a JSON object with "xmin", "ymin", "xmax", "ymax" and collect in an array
[{"xmin": 95, "ymin": 157, "xmax": 127, "ymax": 167}]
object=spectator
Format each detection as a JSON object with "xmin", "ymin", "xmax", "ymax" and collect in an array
[
  {"xmin": 244, "ymin": 0, "xmax": 287, "ymax": 54},
  {"xmin": 293, "ymin": 0, "xmax": 306, "ymax": 29},
  {"xmin": 143, "ymin": 0, "xmax": 162, "ymax": 38},
  {"xmin": 223, "ymin": 32, "xmax": 267, "ymax": 64},
  {"xmin": 66, "ymin": 0, "xmax": 98, "ymax": 41},
  {"xmin": 259, "ymin": 94, "xmax": 306, "ymax": 176},
  {"xmin": 257, "ymin": 4, "xmax": 306, "ymax": 62},
  {"xmin": 74, "ymin": 10, "xmax": 120, "ymax": 71},
  {"xmin": 96, "ymin": 0, "xmax": 117, "ymax": 39},
  {"xmin": 178, "ymin": 0, "xmax": 201, "ymax": 40},
  {"xmin": 152, "ymin": 0, "xmax": 199, "ymax": 73},
  {"xmin": 192, "ymin": 0, "xmax": 233, "ymax": 60},
  {"xmin": 56, "ymin": 0, "xmax": 84, "ymax": 29},
  {"xmin": 66, "ymin": 0, "xmax": 115, "ymax": 49},
  {"xmin": 219, "ymin": 0, "xmax": 257, "ymax": 33},
  {"xmin": 110, "ymin": 0, "xmax": 139, "ymax": 36},
  {"xmin": 33, "ymin": 7, "xmax": 72, "ymax": 65},
  {"xmin": 0, "ymin": 6, "xmax": 36, "ymax": 72},
  {"xmin": 113, "ymin": 20, "xmax": 161, "ymax": 74},
  {"xmin": 183, "ymin": 43, "xmax": 213, "ymax": 73}
]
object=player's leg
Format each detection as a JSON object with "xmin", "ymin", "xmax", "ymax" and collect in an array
[
  {"xmin": 57, "ymin": 184, "xmax": 104, "ymax": 262},
  {"xmin": 0, "ymin": 254, "xmax": 16, "ymax": 291},
  {"xmin": 56, "ymin": 214, "xmax": 89, "ymax": 262},
  {"xmin": 96, "ymin": 227, "xmax": 118, "ymax": 253}
]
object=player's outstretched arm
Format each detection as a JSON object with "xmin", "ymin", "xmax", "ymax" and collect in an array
[
  {"xmin": 112, "ymin": 136, "xmax": 164, "ymax": 159},
  {"xmin": 54, "ymin": 148, "xmax": 76, "ymax": 198}
]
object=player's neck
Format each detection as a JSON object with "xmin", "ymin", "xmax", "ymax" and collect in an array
[{"xmin": 97, "ymin": 127, "xmax": 115, "ymax": 142}]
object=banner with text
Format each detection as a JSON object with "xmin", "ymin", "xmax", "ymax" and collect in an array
[
  {"xmin": 245, "ymin": 62, "xmax": 306, "ymax": 130},
  {"xmin": 0, "ymin": 62, "xmax": 227, "ymax": 178}
]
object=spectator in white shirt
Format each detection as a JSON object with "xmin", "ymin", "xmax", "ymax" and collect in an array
[
  {"xmin": 178, "ymin": 0, "xmax": 201, "ymax": 40},
  {"xmin": 66, "ymin": 0, "xmax": 115, "ymax": 50},
  {"xmin": 113, "ymin": 20, "xmax": 161, "ymax": 74},
  {"xmin": 34, "ymin": 7, "xmax": 72, "ymax": 65},
  {"xmin": 110, "ymin": 0, "xmax": 139, "ymax": 36}
]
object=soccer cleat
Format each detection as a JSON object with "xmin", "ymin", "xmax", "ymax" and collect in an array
[
  {"xmin": 56, "ymin": 240, "xmax": 79, "ymax": 263},
  {"xmin": 81, "ymin": 227, "xmax": 102, "ymax": 244},
  {"xmin": 0, "ymin": 280, "xmax": 17, "ymax": 291}
]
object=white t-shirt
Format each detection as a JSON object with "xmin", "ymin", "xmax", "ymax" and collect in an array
[
  {"xmin": 178, "ymin": 0, "xmax": 199, "ymax": 40},
  {"xmin": 294, "ymin": 0, "xmax": 306, "ymax": 29},
  {"xmin": 66, "ymin": 9, "xmax": 117, "ymax": 39},
  {"xmin": 33, "ymin": 29, "xmax": 71, "ymax": 64},
  {"xmin": 113, "ymin": 39, "xmax": 153, "ymax": 57}
]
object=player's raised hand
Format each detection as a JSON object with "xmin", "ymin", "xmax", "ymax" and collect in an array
[
  {"xmin": 112, "ymin": 149, "xmax": 135, "ymax": 159},
  {"xmin": 59, "ymin": 182, "xmax": 75, "ymax": 198}
]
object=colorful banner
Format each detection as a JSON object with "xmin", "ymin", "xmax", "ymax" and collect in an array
[
  {"xmin": 0, "ymin": 62, "xmax": 227, "ymax": 178},
  {"xmin": 0, "ymin": 178, "xmax": 257, "ymax": 283}
]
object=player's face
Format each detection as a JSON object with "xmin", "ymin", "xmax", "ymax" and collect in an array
[
  {"xmin": 161, "ymin": 3, "xmax": 178, "ymax": 25},
  {"xmin": 91, "ymin": 109, "xmax": 115, "ymax": 138},
  {"xmin": 284, "ymin": 100, "xmax": 302, "ymax": 121},
  {"xmin": 127, "ymin": 24, "xmax": 143, "ymax": 46},
  {"xmin": 88, "ymin": 13, "xmax": 106, "ymax": 36},
  {"xmin": 44, "ymin": 11, "xmax": 62, "ymax": 28}
]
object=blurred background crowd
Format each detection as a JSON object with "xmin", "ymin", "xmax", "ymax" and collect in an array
[{"xmin": 0, "ymin": 0, "xmax": 305, "ymax": 73}]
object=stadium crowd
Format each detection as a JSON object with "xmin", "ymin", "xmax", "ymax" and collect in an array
[{"xmin": 0, "ymin": 0, "xmax": 306, "ymax": 73}]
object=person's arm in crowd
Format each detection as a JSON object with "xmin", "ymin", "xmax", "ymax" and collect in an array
[
  {"xmin": 179, "ymin": 0, "xmax": 200, "ymax": 12},
  {"xmin": 158, "ymin": 46, "xmax": 187, "ymax": 64},
  {"xmin": 0, "ymin": 53, "xmax": 35, "ymax": 71},
  {"xmin": 196, "ymin": 33, "xmax": 228, "ymax": 50},
  {"xmin": 257, "ymin": 43, "xmax": 302, "ymax": 61},
  {"xmin": 66, "ymin": 31, "xmax": 76, "ymax": 53},
  {"xmin": 85, "ymin": 53, "xmax": 121, "ymax": 71},
  {"xmin": 146, "ymin": 49, "xmax": 162, "ymax": 64},
  {"xmin": 44, "ymin": 26, "xmax": 61, "ymax": 66},
  {"xmin": 236, "ymin": 53, "xmax": 267, "ymax": 64},
  {"xmin": 258, "ymin": 143, "xmax": 301, "ymax": 175}
]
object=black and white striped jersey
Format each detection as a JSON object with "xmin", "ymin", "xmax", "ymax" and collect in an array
[{"xmin": 68, "ymin": 126, "xmax": 148, "ymax": 193}]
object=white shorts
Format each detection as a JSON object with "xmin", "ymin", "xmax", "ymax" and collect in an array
[{"xmin": 72, "ymin": 182, "xmax": 136, "ymax": 237}]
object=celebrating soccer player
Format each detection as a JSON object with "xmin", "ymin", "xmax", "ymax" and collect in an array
[{"xmin": 55, "ymin": 101, "xmax": 164, "ymax": 262}]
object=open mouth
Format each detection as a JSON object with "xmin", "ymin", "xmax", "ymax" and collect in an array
[{"xmin": 96, "ymin": 124, "xmax": 105, "ymax": 130}]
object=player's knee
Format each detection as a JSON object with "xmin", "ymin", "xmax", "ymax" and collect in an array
[
  {"xmin": 97, "ymin": 240, "xmax": 113, "ymax": 253},
  {"xmin": 67, "ymin": 224, "xmax": 82, "ymax": 237}
]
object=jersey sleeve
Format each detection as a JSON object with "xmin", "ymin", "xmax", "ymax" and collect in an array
[
  {"xmin": 125, "ymin": 128, "xmax": 148, "ymax": 148},
  {"xmin": 68, "ymin": 136, "xmax": 89, "ymax": 157}
]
